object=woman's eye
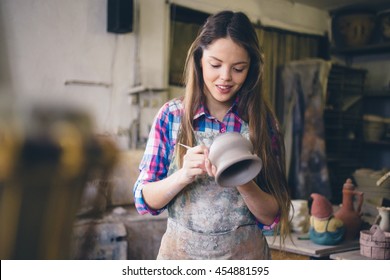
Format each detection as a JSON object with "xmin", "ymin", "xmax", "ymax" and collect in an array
[
  {"xmin": 233, "ymin": 67, "xmax": 244, "ymax": 73},
  {"xmin": 210, "ymin": 64, "xmax": 220, "ymax": 68}
]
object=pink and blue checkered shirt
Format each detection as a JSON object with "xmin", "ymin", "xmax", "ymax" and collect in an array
[{"xmin": 133, "ymin": 97, "xmax": 280, "ymax": 230}]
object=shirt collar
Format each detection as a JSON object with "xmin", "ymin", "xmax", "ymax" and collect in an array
[
  {"xmin": 193, "ymin": 94, "xmax": 241, "ymax": 121},
  {"xmin": 193, "ymin": 103, "xmax": 207, "ymax": 120}
]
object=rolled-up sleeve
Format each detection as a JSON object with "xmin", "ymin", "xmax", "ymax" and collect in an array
[
  {"xmin": 133, "ymin": 102, "xmax": 173, "ymax": 215},
  {"xmin": 133, "ymin": 99, "xmax": 184, "ymax": 215}
]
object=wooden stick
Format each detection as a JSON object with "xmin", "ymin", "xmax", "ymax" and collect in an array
[
  {"xmin": 178, "ymin": 143, "xmax": 191, "ymax": 149},
  {"xmin": 376, "ymin": 171, "xmax": 390, "ymax": 187}
]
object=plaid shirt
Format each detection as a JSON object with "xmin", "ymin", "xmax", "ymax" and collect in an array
[{"xmin": 133, "ymin": 97, "xmax": 280, "ymax": 230}]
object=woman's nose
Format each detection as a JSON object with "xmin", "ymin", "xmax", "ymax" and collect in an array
[{"xmin": 220, "ymin": 67, "xmax": 232, "ymax": 81}]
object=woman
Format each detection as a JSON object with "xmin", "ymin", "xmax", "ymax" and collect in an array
[{"xmin": 133, "ymin": 10, "xmax": 291, "ymax": 259}]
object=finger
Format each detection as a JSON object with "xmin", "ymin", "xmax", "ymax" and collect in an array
[
  {"xmin": 187, "ymin": 145, "xmax": 206, "ymax": 155},
  {"xmin": 183, "ymin": 160, "xmax": 206, "ymax": 172},
  {"xmin": 188, "ymin": 153, "xmax": 207, "ymax": 162},
  {"xmin": 204, "ymin": 156, "xmax": 213, "ymax": 176},
  {"xmin": 184, "ymin": 160, "xmax": 204, "ymax": 169},
  {"xmin": 203, "ymin": 148, "xmax": 213, "ymax": 176},
  {"xmin": 211, "ymin": 165, "xmax": 217, "ymax": 177},
  {"xmin": 183, "ymin": 153, "xmax": 204, "ymax": 166},
  {"xmin": 203, "ymin": 148, "xmax": 209, "ymax": 158},
  {"xmin": 205, "ymin": 163, "xmax": 217, "ymax": 177}
]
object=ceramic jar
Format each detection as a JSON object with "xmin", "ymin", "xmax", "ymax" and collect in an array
[
  {"xmin": 334, "ymin": 178, "xmax": 364, "ymax": 240},
  {"xmin": 376, "ymin": 207, "xmax": 390, "ymax": 232},
  {"xmin": 289, "ymin": 199, "xmax": 310, "ymax": 233},
  {"xmin": 208, "ymin": 132, "xmax": 262, "ymax": 187}
]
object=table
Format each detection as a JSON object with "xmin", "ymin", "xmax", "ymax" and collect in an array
[
  {"xmin": 266, "ymin": 233, "xmax": 360, "ymax": 259},
  {"xmin": 329, "ymin": 249, "xmax": 375, "ymax": 260}
]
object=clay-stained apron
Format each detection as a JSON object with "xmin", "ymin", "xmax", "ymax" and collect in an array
[{"xmin": 157, "ymin": 130, "xmax": 270, "ymax": 259}]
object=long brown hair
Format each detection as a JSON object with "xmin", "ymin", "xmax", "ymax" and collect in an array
[{"xmin": 177, "ymin": 10, "xmax": 291, "ymax": 242}]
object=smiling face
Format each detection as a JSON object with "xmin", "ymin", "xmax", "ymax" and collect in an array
[{"xmin": 201, "ymin": 37, "xmax": 250, "ymax": 113}]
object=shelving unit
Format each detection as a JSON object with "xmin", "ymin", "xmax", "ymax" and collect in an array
[
  {"xmin": 331, "ymin": 42, "xmax": 390, "ymax": 66},
  {"xmin": 326, "ymin": 20, "xmax": 390, "ymax": 199},
  {"xmin": 329, "ymin": 1, "xmax": 390, "ymax": 64},
  {"xmin": 361, "ymin": 90, "xmax": 390, "ymax": 170},
  {"xmin": 324, "ymin": 64, "xmax": 366, "ymax": 204}
]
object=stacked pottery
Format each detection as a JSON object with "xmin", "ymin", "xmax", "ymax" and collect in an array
[
  {"xmin": 309, "ymin": 193, "xmax": 345, "ymax": 245},
  {"xmin": 289, "ymin": 200, "xmax": 310, "ymax": 234},
  {"xmin": 334, "ymin": 178, "xmax": 364, "ymax": 240}
]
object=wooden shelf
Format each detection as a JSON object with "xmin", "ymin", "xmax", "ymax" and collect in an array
[
  {"xmin": 363, "ymin": 140, "xmax": 390, "ymax": 147},
  {"xmin": 331, "ymin": 41, "xmax": 390, "ymax": 56},
  {"xmin": 364, "ymin": 90, "xmax": 390, "ymax": 98},
  {"xmin": 329, "ymin": 249, "xmax": 374, "ymax": 260}
]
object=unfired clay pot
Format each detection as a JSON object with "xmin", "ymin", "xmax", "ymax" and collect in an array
[{"xmin": 208, "ymin": 132, "xmax": 262, "ymax": 187}]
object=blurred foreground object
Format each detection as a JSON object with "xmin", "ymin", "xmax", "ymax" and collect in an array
[{"xmin": 0, "ymin": 98, "xmax": 119, "ymax": 259}]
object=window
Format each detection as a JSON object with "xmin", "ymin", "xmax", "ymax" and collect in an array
[{"xmin": 169, "ymin": 5, "xmax": 209, "ymax": 86}]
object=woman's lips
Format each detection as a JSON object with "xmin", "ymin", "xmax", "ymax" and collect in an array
[{"xmin": 216, "ymin": 84, "xmax": 233, "ymax": 94}]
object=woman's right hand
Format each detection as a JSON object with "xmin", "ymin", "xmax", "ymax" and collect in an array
[
  {"xmin": 176, "ymin": 145, "xmax": 208, "ymax": 186},
  {"xmin": 141, "ymin": 145, "xmax": 211, "ymax": 211}
]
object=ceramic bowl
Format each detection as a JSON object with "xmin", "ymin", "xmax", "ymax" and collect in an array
[{"xmin": 208, "ymin": 132, "xmax": 262, "ymax": 187}]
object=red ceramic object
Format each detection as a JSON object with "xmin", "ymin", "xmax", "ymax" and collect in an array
[
  {"xmin": 310, "ymin": 193, "xmax": 333, "ymax": 219},
  {"xmin": 334, "ymin": 178, "xmax": 364, "ymax": 240}
]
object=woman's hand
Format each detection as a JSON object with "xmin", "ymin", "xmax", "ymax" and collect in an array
[
  {"xmin": 204, "ymin": 148, "xmax": 217, "ymax": 178},
  {"xmin": 142, "ymin": 145, "xmax": 216, "ymax": 211},
  {"xmin": 176, "ymin": 145, "xmax": 209, "ymax": 186}
]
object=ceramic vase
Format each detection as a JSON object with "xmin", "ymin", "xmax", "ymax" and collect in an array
[
  {"xmin": 208, "ymin": 132, "xmax": 262, "ymax": 187},
  {"xmin": 334, "ymin": 178, "xmax": 364, "ymax": 240},
  {"xmin": 289, "ymin": 199, "xmax": 310, "ymax": 233},
  {"xmin": 376, "ymin": 207, "xmax": 390, "ymax": 232}
]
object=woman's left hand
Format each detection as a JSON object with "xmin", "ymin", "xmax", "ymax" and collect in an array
[{"xmin": 204, "ymin": 148, "xmax": 217, "ymax": 177}]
